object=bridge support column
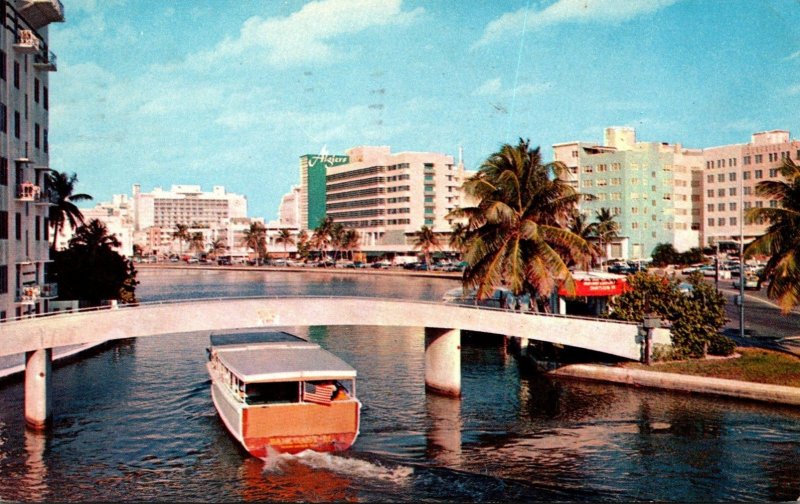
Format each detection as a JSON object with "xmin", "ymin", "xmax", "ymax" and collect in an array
[
  {"xmin": 424, "ymin": 327, "xmax": 461, "ymax": 397},
  {"xmin": 24, "ymin": 349, "xmax": 52, "ymax": 431}
]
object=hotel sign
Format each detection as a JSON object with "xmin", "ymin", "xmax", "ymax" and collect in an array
[{"xmin": 304, "ymin": 154, "xmax": 349, "ymax": 169}]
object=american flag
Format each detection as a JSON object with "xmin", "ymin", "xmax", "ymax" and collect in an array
[{"xmin": 303, "ymin": 382, "xmax": 336, "ymax": 405}]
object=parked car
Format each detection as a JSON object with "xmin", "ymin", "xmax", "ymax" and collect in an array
[{"xmin": 733, "ymin": 275, "xmax": 761, "ymax": 291}]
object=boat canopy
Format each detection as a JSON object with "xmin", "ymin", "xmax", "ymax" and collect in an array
[{"xmin": 210, "ymin": 330, "xmax": 357, "ymax": 383}]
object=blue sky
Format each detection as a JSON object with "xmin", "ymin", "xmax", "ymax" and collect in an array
[{"xmin": 49, "ymin": 0, "xmax": 800, "ymax": 221}]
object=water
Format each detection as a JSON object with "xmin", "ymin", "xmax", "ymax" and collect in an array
[{"xmin": 1, "ymin": 268, "xmax": 800, "ymax": 501}]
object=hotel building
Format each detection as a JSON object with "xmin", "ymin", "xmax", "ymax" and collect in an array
[
  {"xmin": 131, "ymin": 184, "xmax": 247, "ymax": 255},
  {"xmin": 701, "ymin": 130, "xmax": 800, "ymax": 250},
  {"xmin": 0, "ymin": 1, "xmax": 63, "ymax": 319},
  {"xmin": 554, "ymin": 127, "xmax": 703, "ymax": 261},
  {"xmin": 298, "ymin": 146, "xmax": 469, "ymax": 255}
]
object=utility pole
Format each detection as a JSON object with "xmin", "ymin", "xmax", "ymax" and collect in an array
[{"xmin": 739, "ymin": 163, "xmax": 745, "ymax": 339}]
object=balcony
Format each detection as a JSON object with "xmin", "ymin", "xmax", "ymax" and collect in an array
[
  {"xmin": 40, "ymin": 282, "xmax": 58, "ymax": 299},
  {"xmin": 16, "ymin": 182, "xmax": 41, "ymax": 202},
  {"xmin": 33, "ymin": 49, "xmax": 57, "ymax": 72},
  {"xmin": 17, "ymin": 285, "xmax": 40, "ymax": 305},
  {"xmin": 18, "ymin": 0, "xmax": 65, "ymax": 29},
  {"xmin": 13, "ymin": 30, "xmax": 40, "ymax": 54}
]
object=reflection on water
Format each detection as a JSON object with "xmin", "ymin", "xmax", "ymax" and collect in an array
[{"xmin": 0, "ymin": 268, "xmax": 799, "ymax": 501}]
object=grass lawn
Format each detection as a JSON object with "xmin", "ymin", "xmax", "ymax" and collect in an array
[{"xmin": 624, "ymin": 348, "xmax": 800, "ymax": 387}]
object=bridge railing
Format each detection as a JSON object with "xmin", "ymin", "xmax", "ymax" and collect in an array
[{"xmin": 1, "ymin": 295, "xmax": 640, "ymax": 326}]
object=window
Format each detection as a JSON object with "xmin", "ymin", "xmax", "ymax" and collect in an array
[
  {"xmin": 769, "ymin": 168, "xmax": 779, "ymax": 177},
  {"xmin": 770, "ymin": 200, "xmax": 778, "ymax": 208},
  {"xmin": 34, "ymin": 78, "xmax": 39, "ymax": 103},
  {"xmin": 729, "ymin": 188, "xmax": 736, "ymax": 196},
  {"xmin": 34, "ymin": 123, "xmax": 39, "ymax": 149},
  {"xmin": 707, "ymin": 174, "xmax": 713, "ymax": 183},
  {"xmin": 755, "ymin": 170, "xmax": 763, "ymax": 179},
  {"xmin": 13, "ymin": 111, "xmax": 19, "ymax": 139},
  {"xmin": 717, "ymin": 203, "xmax": 725, "ymax": 211},
  {"xmin": 755, "ymin": 154, "xmax": 763, "ymax": 163},
  {"xmin": 582, "ymin": 180, "xmax": 593, "ymax": 188},
  {"xmin": 44, "ymin": 217, "xmax": 48, "ymax": 241},
  {"xmin": 43, "ymin": 86, "xmax": 48, "ymax": 110},
  {"xmin": 707, "ymin": 189, "xmax": 714, "ymax": 197},
  {"xmin": 0, "ymin": 211, "xmax": 6, "ymax": 239},
  {"xmin": 15, "ymin": 213, "xmax": 21, "ymax": 240},
  {"xmin": 0, "ymin": 158, "xmax": 6, "ymax": 186},
  {"xmin": 729, "ymin": 202, "xmax": 736, "ymax": 211},
  {"xmin": 583, "ymin": 165, "xmax": 593, "ymax": 173},
  {"xmin": 0, "ymin": 103, "xmax": 5, "ymax": 134},
  {"xmin": 34, "ymin": 216, "xmax": 40, "ymax": 241},
  {"xmin": 729, "ymin": 217, "xmax": 737, "ymax": 226},
  {"xmin": 717, "ymin": 189, "xmax": 725, "ymax": 197},
  {"xmin": 708, "ymin": 218, "xmax": 714, "ymax": 227},
  {"xmin": 0, "ymin": 266, "xmax": 6, "ymax": 295},
  {"xmin": 13, "ymin": 61, "xmax": 19, "ymax": 89},
  {"xmin": 728, "ymin": 172, "xmax": 736, "ymax": 182},
  {"xmin": 744, "ymin": 155, "xmax": 751, "ymax": 165},
  {"xmin": 743, "ymin": 171, "xmax": 750, "ymax": 180},
  {"xmin": 717, "ymin": 173, "xmax": 725, "ymax": 182},
  {"xmin": 717, "ymin": 218, "xmax": 725, "ymax": 226},
  {"xmin": 0, "ymin": 51, "xmax": 5, "ymax": 81},
  {"xmin": 43, "ymin": 129, "xmax": 48, "ymax": 153},
  {"xmin": 707, "ymin": 204, "xmax": 714, "ymax": 212}
]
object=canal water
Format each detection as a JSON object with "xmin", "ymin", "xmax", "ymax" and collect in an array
[{"xmin": 1, "ymin": 268, "xmax": 800, "ymax": 501}]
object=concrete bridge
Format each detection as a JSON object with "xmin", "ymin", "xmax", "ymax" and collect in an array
[{"xmin": 0, "ymin": 296, "xmax": 646, "ymax": 430}]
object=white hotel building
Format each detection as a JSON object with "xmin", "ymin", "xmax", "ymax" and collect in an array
[{"xmin": 0, "ymin": 1, "xmax": 63, "ymax": 320}]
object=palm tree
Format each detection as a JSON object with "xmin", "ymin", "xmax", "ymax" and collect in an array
[
  {"xmin": 275, "ymin": 229, "xmax": 295, "ymax": 261},
  {"xmin": 449, "ymin": 138, "xmax": 591, "ymax": 306},
  {"xmin": 413, "ymin": 225, "xmax": 439, "ymax": 266},
  {"xmin": 567, "ymin": 209, "xmax": 601, "ymax": 269},
  {"xmin": 296, "ymin": 230, "xmax": 311, "ymax": 262},
  {"xmin": 341, "ymin": 229, "xmax": 360, "ymax": 260},
  {"xmin": 189, "ymin": 232, "xmax": 205, "ymax": 256},
  {"xmin": 744, "ymin": 157, "xmax": 800, "ymax": 313},
  {"xmin": 311, "ymin": 217, "xmax": 334, "ymax": 264},
  {"xmin": 449, "ymin": 222, "xmax": 469, "ymax": 259},
  {"xmin": 330, "ymin": 222, "xmax": 345, "ymax": 263},
  {"xmin": 241, "ymin": 222, "xmax": 267, "ymax": 261},
  {"xmin": 68, "ymin": 219, "xmax": 121, "ymax": 255},
  {"xmin": 172, "ymin": 223, "xmax": 190, "ymax": 256},
  {"xmin": 47, "ymin": 170, "xmax": 93, "ymax": 249},
  {"xmin": 207, "ymin": 238, "xmax": 227, "ymax": 259},
  {"xmin": 594, "ymin": 207, "xmax": 620, "ymax": 270}
]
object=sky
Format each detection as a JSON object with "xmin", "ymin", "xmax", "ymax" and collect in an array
[{"xmin": 48, "ymin": 0, "xmax": 800, "ymax": 221}]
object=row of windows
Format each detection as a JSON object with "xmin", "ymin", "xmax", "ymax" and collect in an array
[
  {"xmin": 387, "ymin": 196, "xmax": 410, "ymax": 203},
  {"xmin": 0, "ymin": 103, "xmax": 48, "ymax": 151},
  {"xmin": 0, "ymin": 211, "xmax": 48, "ymax": 241},
  {"xmin": 337, "ymin": 219, "xmax": 390, "ymax": 228},
  {"xmin": 327, "ymin": 176, "xmax": 385, "ymax": 192},
  {"xmin": 327, "ymin": 208, "xmax": 384, "ymax": 218},
  {"xmin": 386, "ymin": 207, "xmax": 410, "ymax": 214},
  {"xmin": 387, "ymin": 185, "xmax": 410, "ymax": 193},
  {"xmin": 326, "ymin": 198, "xmax": 384, "ymax": 210},
  {"xmin": 0, "ymin": 50, "xmax": 50, "ymax": 111},
  {"xmin": 326, "ymin": 165, "xmax": 384, "ymax": 182},
  {"xmin": 386, "ymin": 163, "xmax": 410, "ymax": 171},
  {"xmin": 327, "ymin": 187, "xmax": 384, "ymax": 200}
]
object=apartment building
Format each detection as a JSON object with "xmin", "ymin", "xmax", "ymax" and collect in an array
[
  {"xmin": 54, "ymin": 194, "xmax": 135, "ymax": 257},
  {"xmin": 0, "ymin": 1, "xmax": 63, "ymax": 319},
  {"xmin": 701, "ymin": 130, "xmax": 800, "ymax": 249},
  {"xmin": 554, "ymin": 127, "xmax": 703, "ymax": 261},
  {"xmin": 297, "ymin": 146, "xmax": 468, "ymax": 255},
  {"xmin": 132, "ymin": 184, "xmax": 247, "ymax": 255}
]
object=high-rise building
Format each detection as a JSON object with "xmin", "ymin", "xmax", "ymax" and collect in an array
[
  {"xmin": 298, "ymin": 146, "xmax": 468, "ymax": 255},
  {"xmin": 278, "ymin": 185, "xmax": 301, "ymax": 228},
  {"xmin": 132, "ymin": 184, "xmax": 247, "ymax": 255},
  {"xmin": 701, "ymin": 130, "xmax": 800, "ymax": 249},
  {"xmin": 0, "ymin": 1, "xmax": 64, "ymax": 319},
  {"xmin": 54, "ymin": 194, "xmax": 135, "ymax": 257},
  {"xmin": 554, "ymin": 127, "xmax": 703, "ymax": 260}
]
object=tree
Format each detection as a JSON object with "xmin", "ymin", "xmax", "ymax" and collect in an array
[
  {"xmin": 744, "ymin": 157, "xmax": 800, "ymax": 313},
  {"xmin": 296, "ymin": 230, "xmax": 311, "ymax": 261},
  {"xmin": 52, "ymin": 219, "xmax": 137, "ymax": 306},
  {"xmin": 413, "ymin": 225, "xmax": 439, "ymax": 265},
  {"xmin": 47, "ymin": 170, "xmax": 93, "ymax": 249},
  {"xmin": 330, "ymin": 222, "xmax": 346, "ymax": 263},
  {"xmin": 448, "ymin": 222, "xmax": 469, "ymax": 258},
  {"xmin": 275, "ymin": 229, "xmax": 295, "ymax": 259},
  {"xmin": 341, "ymin": 229, "xmax": 360, "ymax": 260},
  {"xmin": 594, "ymin": 207, "xmax": 620, "ymax": 269},
  {"xmin": 567, "ymin": 209, "xmax": 600, "ymax": 269},
  {"xmin": 207, "ymin": 238, "xmax": 227, "ymax": 259},
  {"xmin": 607, "ymin": 271, "xmax": 731, "ymax": 358},
  {"xmin": 651, "ymin": 243, "xmax": 679, "ymax": 267},
  {"xmin": 449, "ymin": 138, "xmax": 592, "ymax": 308},
  {"xmin": 241, "ymin": 222, "xmax": 267, "ymax": 261},
  {"xmin": 189, "ymin": 232, "xmax": 205, "ymax": 255},
  {"xmin": 311, "ymin": 217, "xmax": 334, "ymax": 264},
  {"xmin": 172, "ymin": 224, "xmax": 190, "ymax": 256}
]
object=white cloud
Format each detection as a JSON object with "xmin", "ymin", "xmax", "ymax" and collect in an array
[
  {"xmin": 786, "ymin": 84, "xmax": 800, "ymax": 96},
  {"xmin": 475, "ymin": 0, "xmax": 680, "ymax": 47},
  {"xmin": 186, "ymin": 0, "xmax": 423, "ymax": 68},
  {"xmin": 785, "ymin": 50, "xmax": 800, "ymax": 61},
  {"xmin": 473, "ymin": 77, "xmax": 551, "ymax": 97}
]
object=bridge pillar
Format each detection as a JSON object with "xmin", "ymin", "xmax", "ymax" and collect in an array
[
  {"xmin": 24, "ymin": 349, "xmax": 52, "ymax": 431},
  {"xmin": 424, "ymin": 327, "xmax": 461, "ymax": 397}
]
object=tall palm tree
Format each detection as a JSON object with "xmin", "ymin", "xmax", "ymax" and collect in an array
[
  {"xmin": 413, "ymin": 225, "xmax": 439, "ymax": 265},
  {"xmin": 594, "ymin": 207, "xmax": 620, "ymax": 270},
  {"xmin": 275, "ymin": 229, "xmax": 295, "ymax": 260},
  {"xmin": 241, "ymin": 222, "xmax": 267, "ymax": 261},
  {"xmin": 47, "ymin": 170, "xmax": 93, "ymax": 249},
  {"xmin": 341, "ymin": 229, "xmax": 360, "ymax": 260},
  {"xmin": 449, "ymin": 138, "xmax": 591, "ymax": 305},
  {"xmin": 744, "ymin": 157, "xmax": 800, "ymax": 313},
  {"xmin": 449, "ymin": 222, "xmax": 469, "ymax": 259},
  {"xmin": 312, "ymin": 217, "xmax": 334, "ymax": 264},
  {"xmin": 296, "ymin": 230, "xmax": 311, "ymax": 261},
  {"xmin": 567, "ymin": 209, "xmax": 601, "ymax": 270},
  {"xmin": 189, "ymin": 232, "xmax": 205, "ymax": 255},
  {"xmin": 207, "ymin": 238, "xmax": 227, "ymax": 259},
  {"xmin": 330, "ymin": 222, "xmax": 345, "ymax": 263},
  {"xmin": 172, "ymin": 223, "xmax": 190, "ymax": 256}
]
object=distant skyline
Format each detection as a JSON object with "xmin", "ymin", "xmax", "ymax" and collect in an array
[{"xmin": 49, "ymin": 0, "xmax": 800, "ymax": 221}]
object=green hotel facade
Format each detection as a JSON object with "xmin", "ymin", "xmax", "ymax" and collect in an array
[{"xmin": 554, "ymin": 127, "xmax": 702, "ymax": 261}]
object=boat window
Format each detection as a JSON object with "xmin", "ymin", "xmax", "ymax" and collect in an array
[{"xmin": 245, "ymin": 382, "xmax": 300, "ymax": 405}]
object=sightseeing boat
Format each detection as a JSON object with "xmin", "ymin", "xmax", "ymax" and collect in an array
[{"xmin": 206, "ymin": 330, "xmax": 361, "ymax": 458}]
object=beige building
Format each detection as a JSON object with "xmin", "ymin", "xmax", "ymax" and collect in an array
[
  {"xmin": 310, "ymin": 146, "xmax": 469, "ymax": 255},
  {"xmin": 0, "ymin": 1, "xmax": 63, "ymax": 319},
  {"xmin": 55, "ymin": 194, "xmax": 135, "ymax": 257},
  {"xmin": 701, "ymin": 130, "xmax": 800, "ymax": 250}
]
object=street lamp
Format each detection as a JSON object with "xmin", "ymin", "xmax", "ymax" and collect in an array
[{"xmin": 738, "ymin": 162, "xmax": 745, "ymax": 339}]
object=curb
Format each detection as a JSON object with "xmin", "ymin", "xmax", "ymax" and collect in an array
[{"xmin": 549, "ymin": 363, "xmax": 800, "ymax": 406}]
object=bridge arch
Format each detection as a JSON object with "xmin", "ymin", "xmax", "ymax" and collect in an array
[{"xmin": 0, "ymin": 296, "xmax": 643, "ymax": 429}]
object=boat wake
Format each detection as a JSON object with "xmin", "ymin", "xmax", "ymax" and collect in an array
[{"xmin": 261, "ymin": 449, "xmax": 413, "ymax": 484}]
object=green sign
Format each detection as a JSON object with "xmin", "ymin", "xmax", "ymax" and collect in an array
[{"xmin": 302, "ymin": 154, "xmax": 349, "ymax": 229}]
